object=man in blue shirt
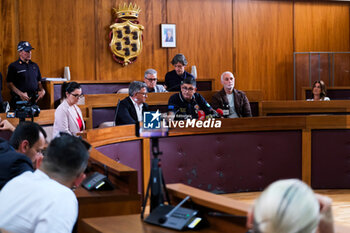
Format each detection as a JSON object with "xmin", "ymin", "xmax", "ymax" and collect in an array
[{"xmin": 7, "ymin": 41, "xmax": 46, "ymax": 108}]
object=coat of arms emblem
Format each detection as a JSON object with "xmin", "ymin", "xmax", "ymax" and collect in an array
[{"xmin": 109, "ymin": 3, "xmax": 144, "ymax": 66}]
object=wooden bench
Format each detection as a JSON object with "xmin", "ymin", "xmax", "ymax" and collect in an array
[
  {"xmin": 259, "ymin": 100, "xmax": 350, "ymax": 116},
  {"xmin": 82, "ymin": 90, "xmax": 263, "ymax": 128},
  {"xmin": 302, "ymin": 86, "xmax": 350, "ymax": 100},
  {"xmin": 41, "ymin": 79, "xmax": 216, "ymax": 109},
  {"xmin": 0, "ymin": 106, "xmax": 92, "ymax": 141}
]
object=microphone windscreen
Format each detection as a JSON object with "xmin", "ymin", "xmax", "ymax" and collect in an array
[
  {"xmin": 198, "ymin": 110, "xmax": 205, "ymax": 120},
  {"xmin": 216, "ymin": 108, "xmax": 224, "ymax": 116}
]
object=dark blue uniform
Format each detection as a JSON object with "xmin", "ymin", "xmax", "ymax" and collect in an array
[
  {"xmin": 165, "ymin": 70, "xmax": 194, "ymax": 92},
  {"xmin": 168, "ymin": 92, "xmax": 212, "ymax": 120},
  {"xmin": 6, "ymin": 59, "xmax": 42, "ymax": 105}
]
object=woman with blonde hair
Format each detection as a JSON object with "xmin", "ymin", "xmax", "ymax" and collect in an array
[{"xmin": 247, "ymin": 179, "xmax": 334, "ymax": 233}]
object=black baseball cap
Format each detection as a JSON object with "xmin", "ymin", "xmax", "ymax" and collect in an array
[{"xmin": 17, "ymin": 41, "xmax": 34, "ymax": 52}]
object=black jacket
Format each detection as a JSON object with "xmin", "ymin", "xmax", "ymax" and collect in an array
[
  {"xmin": 0, "ymin": 138, "xmax": 33, "ymax": 190},
  {"xmin": 115, "ymin": 97, "xmax": 149, "ymax": 126},
  {"xmin": 168, "ymin": 92, "xmax": 212, "ymax": 120}
]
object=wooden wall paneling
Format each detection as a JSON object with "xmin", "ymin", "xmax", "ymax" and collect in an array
[
  {"xmin": 17, "ymin": 0, "xmax": 96, "ymax": 81},
  {"xmin": 234, "ymin": 0, "xmax": 294, "ymax": 100},
  {"xmin": 294, "ymin": 1, "xmax": 350, "ymax": 52},
  {"xmin": 334, "ymin": 53, "xmax": 350, "ymax": 87},
  {"xmin": 294, "ymin": 1, "xmax": 350, "ymax": 95},
  {"xmin": 167, "ymin": 0, "xmax": 233, "ymax": 90},
  {"xmin": 95, "ymin": 0, "xmax": 167, "ymax": 82},
  {"xmin": 1, "ymin": 0, "xmax": 20, "ymax": 102}
]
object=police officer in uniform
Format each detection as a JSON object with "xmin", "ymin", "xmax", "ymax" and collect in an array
[
  {"xmin": 7, "ymin": 41, "xmax": 45, "ymax": 108},
  {"xmin": 168, "ymin": 77, "xmax": 214, "ymax": 120}
]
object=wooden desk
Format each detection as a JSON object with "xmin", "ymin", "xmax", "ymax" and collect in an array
[
  {"xmin": 81, "ymin": 214, "xmax": 220, "ymax": 233},
  {"xmin": 260, "ymin": 100, "xmax": 350, "ymax": 116},
  {"xmin": 42, "ymin": 79, "xmax": 215, "ymax": 109},
  {"xmin": 302, "ymin": 86, "xmax": 350, "ymax": 100},
  {"xmin": 80, "ymin": 183, "xmax": 350, "ymax": 233},
  {"xmin": 83, "ymin": 90, "xmax": 263, "ymax": 127},
  {"xmin": 81, "ymin": 183, "xmax": 250, "ymax": 233},
  {"xmin": 75, "ymin": 148, "xmax": 141, "ymax": 233}
]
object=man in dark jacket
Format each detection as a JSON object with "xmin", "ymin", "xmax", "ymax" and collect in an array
[
  {"xmin": 211, "ymin": 71, "xmax": 252, "ymax": 118},
  {"xmin": 0, "ymin": 121, "xmax": 46, "ymax": 189},
  {"xmin": 168, "ymin": 77, "xmax": 214, "ymax": 120},
  {"xmin": 115, "ymin": 81, "xmax": 149, "ymax": 125}
]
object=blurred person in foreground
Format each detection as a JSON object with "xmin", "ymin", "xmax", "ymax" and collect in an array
[
  {"xmin": 0, "ymin": 133, "xmax": 90, "ymax": 233},
  {"xmin": 247, "ymin": 179, "xmax": 334, "ymax": 233}
]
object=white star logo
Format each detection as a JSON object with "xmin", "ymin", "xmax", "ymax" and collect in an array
[{"xmin": 150, "ymin": 110, "xmax": 161, "ymax": 122}]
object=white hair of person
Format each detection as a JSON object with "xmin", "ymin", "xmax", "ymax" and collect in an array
[
  {"xmin": 253, "ymin": 179, "xmax": 320, "ymax": 233},
  {"xmin": 220, "ymin": 71, "xmax": 235, "ymax": 82}
]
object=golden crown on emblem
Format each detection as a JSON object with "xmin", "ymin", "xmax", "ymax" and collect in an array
[{"xmin": 114, "ymin": 2, "xmax": 141, "ymax": 19}]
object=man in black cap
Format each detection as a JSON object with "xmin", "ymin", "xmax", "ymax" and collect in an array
[{"xmin": 6, "ymin": 41, "xmax": 45, "ymax": 108}]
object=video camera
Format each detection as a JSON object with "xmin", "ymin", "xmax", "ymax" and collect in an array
[{"xmin": 15, "ymin": 101, "xmax": 40, "ymax": 121}]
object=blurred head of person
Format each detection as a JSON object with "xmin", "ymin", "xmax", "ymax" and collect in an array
[
  {"xmin": 248, "ymin": 179, "xmax": 320, "ymax": 233},
  {"xmin": 40, "ymin": 133, "xmax": 90, "ymax": 188}
]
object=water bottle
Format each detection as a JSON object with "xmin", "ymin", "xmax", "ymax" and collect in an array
[
  {"xmin": 64, "ymin": 66, "xmax": 71, "ymax": 81},
  {"xmin": 191, "ymin": 65, "xmax": 197, "ymax": 79}
]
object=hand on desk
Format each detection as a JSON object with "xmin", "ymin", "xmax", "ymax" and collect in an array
[{"xmin": 0, "ymin": 119, "xmax": 15, "ymax": 132}]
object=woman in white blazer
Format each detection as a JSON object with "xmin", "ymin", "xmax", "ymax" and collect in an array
[{"xmin": 53, "ymin": 82, "xmax": 85, "ymax": 137}]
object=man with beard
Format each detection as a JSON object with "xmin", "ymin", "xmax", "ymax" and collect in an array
[{"xmin": 211, "ymin": 71, "xmax": 252, "ymax": 118}]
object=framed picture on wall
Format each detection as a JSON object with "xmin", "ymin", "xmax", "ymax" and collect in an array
[{"xmin": 161, "ymin": 24, "xmax": 176, "ymax": 48}]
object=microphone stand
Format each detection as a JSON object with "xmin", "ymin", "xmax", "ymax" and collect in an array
[{"xmin": 141, "ymin": 137, "xmax": 171, "ymax": 219}]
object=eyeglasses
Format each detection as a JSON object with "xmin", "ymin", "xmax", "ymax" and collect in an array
[
  {"xmin": 137, "ymin": 92, "xmax": 148, "ymax": 97},
  {"xmin": 146, "ymin": 78, "xmax": 157, "ymax": 82},
  {"xmin": 71, "ymin": 93, "xmax": 84, "ymax": 98},
  {"xmin": 181, "ymin": 86, "xmax": 195, "ymax": 92}
]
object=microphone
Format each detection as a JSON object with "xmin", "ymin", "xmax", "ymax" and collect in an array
[
  {"xmin": 198, "ymin": 110, "xmax": 205, "ymax": 120},
  {"xmin": 209, "ymin": 108, "xmax": 220, "ymax": 118},
  {"xmin": 216, "ymin": 108, "xmax": 224, "ymax": 117},
  {"xmin": 158, "ymin": 196, "xmax": 191, "ymax": 224}
]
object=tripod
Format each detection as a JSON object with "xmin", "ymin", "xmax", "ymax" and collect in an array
[{"xmin": 141, "ymin": 137, "xmax": 171, "ymax": 219}]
